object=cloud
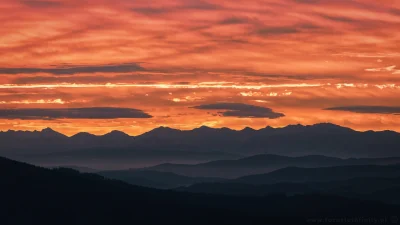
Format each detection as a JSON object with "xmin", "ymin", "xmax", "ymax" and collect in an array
[
  {"xmin": 256, "ymin": 27, "xmax": 299, "ymax": 36},
  {"xmin": 293, "ymin": 0, "xmax": 358, "ymax": 5},
  {"xmin": 132, "ymin": 0, "xmax": 219, "ymax": 15},
  {"xmin": 365, "ymin": 65, "xmax": 396, "ymax": 72},
  {"xmin": 192, "ymin": 103, "xmax": 285, "ymax": 118},
  {"xmin": 322, "ymin": 15, "xmax": 356, "ymax": 23},
  {"xmin": 0, "ymin": 82, "xmax": 326, "ymax": 90},
  {"xmin": 254, "ymin": 23, "xmax": 322, "ymax": 37},
  {"xmin": 22, "ymin": 0, "xmax": 63, "ymax": 8},
  {"xmin": 390, "ymin": 8, "xmax": 400, "ymax": 16},
  {"xmin": 365, "ymin": 65, "xmax": 399, "ymax": 74},
  {"xmin": 219, "ymin": 17, "xmax": 249, "ymax": 25},
  {"xmin": 132, "ymin": 7, "xmax": 168, "ymax": 15},
  {"xmin": 13, "ymin": 74, "xmax": 156, "ymax": 84},
  {"xmin": 0, "ymin": 63, "xmax": 144, "ymax": 75},
  {"xmin": 293, "ymin": 0, "xmax": 320, "ymax": 3},
  {"xmin": 325, "ymin": 106, "xmax": 400, "ymax": 115},
  {"xmin": 0, "ymin": 107, "xmax": 153, "ymax": 119}
]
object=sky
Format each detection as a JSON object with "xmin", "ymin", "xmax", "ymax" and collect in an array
[{"xmin": 1, "ymin": 0, "xmax": 400, "ymax": 135}]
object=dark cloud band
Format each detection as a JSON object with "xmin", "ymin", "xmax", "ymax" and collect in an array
[
  {"xmin": 0, "ymin": 63, "xmax": 143, "ymax": 75},
  {"xmin": 0, "ymin": 107, "xmax": 152, "ymax": 119},
  {"xmin": 192, "ymin": 103, "xmax": 285, "ymax": 119},
  {"xmin": 325, "ymin": 106, "xmax": 400, "ymax": 115}
]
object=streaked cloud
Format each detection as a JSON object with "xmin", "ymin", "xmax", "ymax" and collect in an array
[
  {"xmin": 256, "ymin": 27, "xmax": 299, "ymax": 36},
  {"xmin": 365, "ymin": 65, "xmax": 399, "ymax": 74},
  {"xmin": 0, "ymin": 82, "xmax": 325, "ymax": 90},
  {"xmin": 1, "ymin": 82, "xmax": 399, "ymax": 91},
  {"xmin": 0, "ymin": 107, "xmax": 152, "ymax": 119},
  {"xmin": 21, "ymin": 0, "xmax": 63, "ymax": 8},
  {"xmin": 325, "ymin": 106, "xmax": 400, "ymax": 115},
  {"xmin": 0, "ymin": 63, "xmax": 143, "ymax": 75},
  {"xmin": 0, "ymin": 99, "xmax": 69, "ymax": 104},
  {"xmin": 192, "ymin": 103, "xmax": 285, "ymax": 119},
  {"xmin": 171, "ymin": 96, "xmax": 203, "ymax": 102}
]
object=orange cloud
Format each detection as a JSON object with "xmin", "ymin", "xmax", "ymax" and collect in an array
[{"xmin": 0, "ymin": 0, "xmax": 400, "ymax": 134}]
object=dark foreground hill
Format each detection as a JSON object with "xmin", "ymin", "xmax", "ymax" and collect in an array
[
  {"xmin": 178, "ymin": 176, "xmax": 400, "ymax": 204},
  {"xmin": 1, "ymin": 157, "xmax": 399, "ymax": 225},
  {"xmin": 177, "ymin": 165, "xmax": 400, "ymax": 204}
]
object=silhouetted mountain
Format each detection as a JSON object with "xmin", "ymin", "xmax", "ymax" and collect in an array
[
  {"xmin": 1, "ymin": 156, "xmax": 399, "ymax": 225},
  {"xmin": 0, "ymin": 127, "xmax": 66, "ymax": 139},
  {"xmin": 140, "ymin": 126, "xmax": 182, "ymax": 138},
  {"xmin": 234, "ymin": 164, "xmax": 400, "ymax": 185},
  {"xmin": 102, "ymin": 130, "xmax": 131, "ymax": 139},
  {"xmin": 0, "ymin": 128, "xmax": 69, "ymax": 155},
  {"xmin": 0, "ymin": 128, "xmax": 135, "ymax": 155},
  {"xmin": 2, "ymin": 123, "xmax": 400, "ymax": 170},
  {"xmin": 70, "ymin": 132, "xmax": 99, "ymax": 142},
  {"xmin": 98, "ymin": 170, "xmax": 225, "ymax": 189},
  {"xmin": 41, "ymin": 127, "xmax": 67, "ymax": 138},
  {"xmin": 144, "ymin": 154, "xmax": 400, "ymax": 178}
]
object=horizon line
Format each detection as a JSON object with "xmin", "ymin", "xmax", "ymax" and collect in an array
[{"xmin": 1, "ymin": 122, "xmax": 398, "ymax": 137}]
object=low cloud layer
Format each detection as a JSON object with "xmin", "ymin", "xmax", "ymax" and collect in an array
[
  {"xmin": 192, "ymin": 103, "xmax": 285, "ymax": 119},
  {"xmin": 325, "ymin": 106, "xmax": 400, "ymax": 115},
  {"xmin": 0, "ymin": 63, "xmax": 143, "ymax": 75},
  {"xmin": 0, "ymin": 107, "xmax": 152, "ymax": 119}
]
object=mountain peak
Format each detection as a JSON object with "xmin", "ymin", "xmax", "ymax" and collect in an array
[
  {"xmin": 41, "ymin": 127, "xmax": 56, "ymax": 133},
  {"xmin": 241, "ymin": 127, "xmax": 255, "ymax": 132},
  {"xmin": 193, "ymin": 126, "xmax": 214, "ymax": 131},
  {"xmin": 71, "ymin": 132, "xmax": 97, "ymax": 139},
  {"xmin": 312, "ymin": 123, "xmax": 343, "ymax": 128},
  {"xmin": 271, "ymin": 123, "xmax": 355, "ymax": 133},
  {"xmin": 284, "ymin": 124, "xmax": 305, "ymax": 129},
  {"xmin": 309, "ymin": 123, "xmax": 354, "ymax": 132},
  {"xmin": 153, "ymin": 126, "xmax": 180, "ymax": 132},
  {"xmin": 140, "ymin": 126, "xmax": 181, "ymax": 137},
  {"xmin": 103, "ymin": 130, "xmax": 131, "ymax": 138},
  {"xmin": 261, "ymin": 125, "xmax": 274, "ymax": 130},
  {"xmin": 40, "ymin": 127, "xmax": 66, "ymax": 138},
  {"xmin": 191, "ymin": 126, "xmax": 221, "ymax": 134},
  {"xmin": 109, "ymin": 130, "xmax": 129, "ymax": 135},
  {"xmin": 156, "ymin": 126, "xmax": 171, "ymax": 129}
]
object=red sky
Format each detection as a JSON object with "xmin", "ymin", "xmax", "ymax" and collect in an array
[{"xmin": 1, "ymin": 0, "xmax": 400, "ymax": 135}]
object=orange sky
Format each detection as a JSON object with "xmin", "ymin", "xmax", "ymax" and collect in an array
[{"xmin": 1, "ymin": 0, "xmax": 400, "ymax": 135}]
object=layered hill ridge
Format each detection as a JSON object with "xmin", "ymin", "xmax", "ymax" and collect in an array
[
  {"xmin": 143, "ymin": 154, "xmax": 400, "ymax": 178},
  {"xmin": 176, "ymin": 164, "xmax": 400, "ymax": 205},
  {"xmin": 2, "ymin": 155, "xmax": 400, "ymax": 225}
]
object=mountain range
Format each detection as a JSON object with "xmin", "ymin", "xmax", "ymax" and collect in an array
[{"xmin": 2, "ymin": 123, "xmax": 400, "ymax": 169}]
